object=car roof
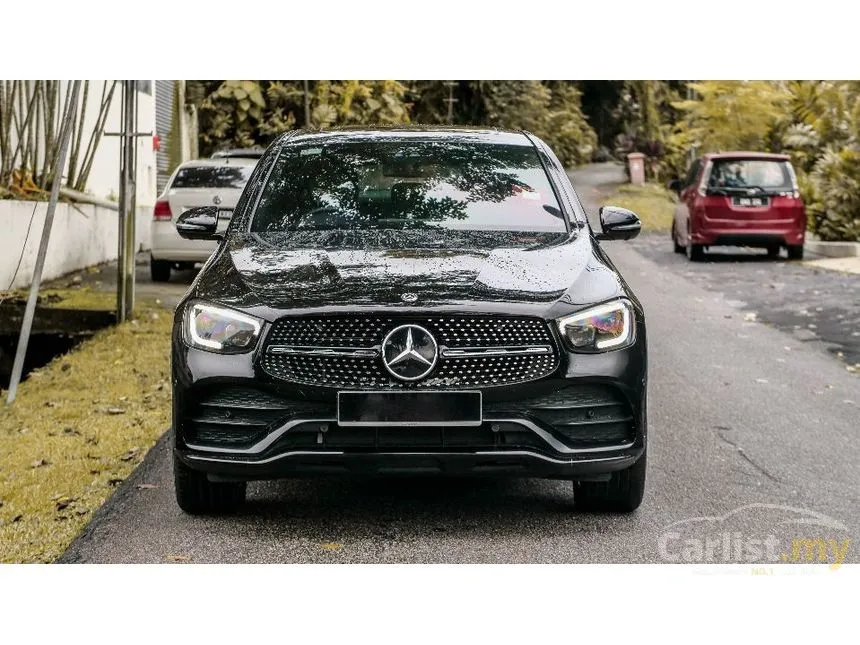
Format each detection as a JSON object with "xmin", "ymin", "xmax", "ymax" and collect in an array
[
  {"xmin": 704, "ymin": 151, "xmax": 791, "ymax": 161},
  {"xmin": 278, "ymin": 125, "xmax": 533, "ymax": 147},
  {"xmin": 211, "ymin": 148, "xmax": 266, "ymax": 159},
  {"xmin": 176, "ymin": 157, "xmax": 258, "ymax": 169}
]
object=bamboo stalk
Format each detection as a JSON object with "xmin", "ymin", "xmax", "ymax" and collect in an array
[
  {"xmin": 26, "ymin": 82, "xmax": 36, "ymax": 173},
  {"xmin": 67, "ymin": 80, "xmax": 89, "ymax": 187},
  {"xmin": 8, "ymin": 81, "xmax": 40, "ymax": 181},
  {"xmin": 42, "ymin": 82, "xmax": 73, "ymax": 187},
  {"xmin": 76, "ymin": 80, "xmax": 116, "ymax": 192},
  {"xmin": 40, "ymin": 81, "xmax": 57, "ymax": 188},
  {"xmin": 0, "ymin": 81, "xmax": 9, "ymax": 181},
  {"xmin": 75, "ymin": 81, "xmax": 107, "ymax": 192},
  {"xmin": 33, "ymin": 81, "xmax": 42, "ymax": 179}
]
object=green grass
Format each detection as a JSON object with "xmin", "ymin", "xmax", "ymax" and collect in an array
[
  {"xmin": 1, "ymin": 285, "xmax": 116, "ymax": 311},
  {"xmin": 0, "ymin": 296, "xmax": 172, "ymax": 563},
  {"xmin": 605, "ymin": 183, "xmax": 677, "ymax": 232}
]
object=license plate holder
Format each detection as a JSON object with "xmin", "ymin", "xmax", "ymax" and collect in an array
[
  {"xmin": 337, "ymin": 391, "xmax": 482, "ymax": 427},
  {"xmin": 732, "ymin": 196, "xmax": 769, "ymax": 207}
]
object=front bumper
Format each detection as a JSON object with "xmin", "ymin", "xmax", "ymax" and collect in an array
[
  {"xmin": 177, "ymin": 445, "xmax": 643, "ymax": 481},
  {"xmin": 171, "ymin": 313, "xmax": 648, "ymax": 482}
]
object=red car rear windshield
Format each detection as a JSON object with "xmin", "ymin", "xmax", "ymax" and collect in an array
[
  {"xmin": 707, "ymin": 159, "xmax": 795, "ymax": 192},
  {"xmin": 251, "ymin": 140, "xmax": 566, "ymax": 233}
]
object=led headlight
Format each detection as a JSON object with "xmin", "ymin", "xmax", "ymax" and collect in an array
[
  {"xmin": 185, "ymin": 303, "xmax": 262, "ymax": 353},
  {"xmin": 556, "ymin": 300, "xmax": 635, "ymax": 352}
]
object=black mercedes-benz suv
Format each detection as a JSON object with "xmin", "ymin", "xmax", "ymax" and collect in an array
[{"xmin": 171, "ymin": 127, "xmax": 647, "ymax": 514}]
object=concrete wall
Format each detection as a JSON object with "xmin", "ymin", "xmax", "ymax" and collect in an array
[{"xmin": 0, "ymin": 200, "xmax": 151, "ymax": 290}]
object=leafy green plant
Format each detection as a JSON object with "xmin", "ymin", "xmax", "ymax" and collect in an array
[
  {"xmin": 611, "ymin": 81, "xmax": 685, "ymax": 182},
  {"xmin": 806, "ymin": 148, "xmax": 860, "ymax": 241},
  {"xmin": 196, "ymin": 80, "xmax": 412, "ymax": 155},
  {"xmin": 480, "ymin": 81, "xmax": 596, "ymax": 167},
  {"xmin": 673, "ymin": 81, "xmax": 789, "ymax": 152},
  {"xmin": 775, "ymin": 81, "xmax": 860, "ymax": 241}
]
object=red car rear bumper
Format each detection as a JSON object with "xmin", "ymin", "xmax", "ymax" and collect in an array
[{"xmin": 692, "ymin": 221, "xmax": 805, "ymax": 247}]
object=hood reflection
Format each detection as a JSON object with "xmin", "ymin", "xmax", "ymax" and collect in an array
[{"xmin": 187, "ymin": 228, "xmax": 623, "ymax": 313}]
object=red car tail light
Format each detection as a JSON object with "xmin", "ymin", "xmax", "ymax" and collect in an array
[{"xmin": 153, "ymin": 200, "xmax": 172, "ymax": 221}]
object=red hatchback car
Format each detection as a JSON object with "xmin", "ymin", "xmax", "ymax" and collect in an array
[{"xmin": 670, "ymin": 152, "xmax": 806, "ymax": 261}]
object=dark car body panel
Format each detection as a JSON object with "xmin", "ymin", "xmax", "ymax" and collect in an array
[{"xmin": 172, "ymin": 127, "xmax": 647, "ymax": 481}]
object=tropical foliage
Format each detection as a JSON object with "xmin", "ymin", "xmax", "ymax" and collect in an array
[
  {"xmin": 673, "ymin": 81, "xmax": 790, "ymax": 152},
  {"xmin": 189, "ymin": 80, "xmax": 597, "ymax": 168},
  {"xmin": 775, "ymin": 81, "xmax": 860, "ymax": 241},
  {"xmin": 611, "ymin": 80, "xmax": 687, "ymax": 181},
  {"xmin": 619, "ymin": 80, "xmax": 860, "ymax": 241}
]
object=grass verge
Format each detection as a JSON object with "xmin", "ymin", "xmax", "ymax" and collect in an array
[
  {"xmin": 0, "ymin": 296, "xmax": 172, "ymax": 563},
  {"xmin": 2, "ymin": 285, "xmax": 116, "ymax": 311},
  {"xmin": 606, "ymin": 183, "xmax": 676, "ymax": 232}
]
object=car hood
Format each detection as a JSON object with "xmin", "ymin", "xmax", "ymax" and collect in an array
[{"xmin": 192, "ymin": 229, "xmax": 628, "ymax": 318}]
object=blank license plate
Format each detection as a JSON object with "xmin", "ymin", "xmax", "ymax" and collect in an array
[
  {"xmin": 732, "ymin": 196, "xmax": 769, "ymax": 207},
  {"xmin": 337, "ymin": 391, "xmax": 482, "ymax": 427}
]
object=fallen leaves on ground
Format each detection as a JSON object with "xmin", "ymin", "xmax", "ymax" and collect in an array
[{"xmin": 0, "ymin": 297, "xmax": 172, "ymax": 563}]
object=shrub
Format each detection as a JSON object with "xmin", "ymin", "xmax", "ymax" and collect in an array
[{"xmin": 807, "ymin": 147, "xmax": 860, "ymax": 241}]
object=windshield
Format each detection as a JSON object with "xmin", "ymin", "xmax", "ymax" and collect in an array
[
  {"xmin": 707, "ymin": 159, "xmax": 794, "ymax": 192},
  {"xmin": 251, "ymin": 140, "xmax": 567, "ymax": 233},
  {"xmin": 171, "ymin": 165, "xmax": 253, "ymax": 189}
]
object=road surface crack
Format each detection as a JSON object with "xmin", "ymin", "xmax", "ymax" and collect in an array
[{"xmin": 717, "ymin": 429, "xmax": 782, "ymax": 484}]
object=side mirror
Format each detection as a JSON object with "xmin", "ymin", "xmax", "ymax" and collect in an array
[
  {"xmin": 175, "ymin": 206, "xmax": 223, "ymax": 241},
  {"xmin": 595, "ymin": 206, "xmax": 641, "ymax": 241},
  {"xmin": 667, "ymin": 179, "xmax": 682, "ymax": 194}
]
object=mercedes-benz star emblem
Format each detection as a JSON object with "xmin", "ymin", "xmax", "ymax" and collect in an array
[
  {"xmin": 382, "ymin": 324, "xmax": 438, "ymax": 381},
  {"xmin": 212, "ymin": 195, "xmax": 222, "ymax": 205}
]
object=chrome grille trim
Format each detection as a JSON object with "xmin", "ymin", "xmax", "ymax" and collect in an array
[
  {"xmin": 267, "ymin": 345, "xmax": 380, "ymax": 358},
  {"xmin": 187, "ymin": 450, "xmax": 627, "ymax": 467},
  {"xmin": 185, "ymin": 417, "xmax": 336, "ymax": 454},
  {"xmin": 440, "ymin": 345, "xmax": 552, "ymax": 358},
  {"xmin": 185, "ymin": 416, "xmax": 633, "ymax": 458}
]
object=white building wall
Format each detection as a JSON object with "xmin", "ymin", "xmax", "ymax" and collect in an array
[
  {"xmin": 0, "ymin": 201, "xmax": 151, "ymax": 289},
  {"xmin": 0, "ymin": 80, "xmax": 166, "ymax": 289}
]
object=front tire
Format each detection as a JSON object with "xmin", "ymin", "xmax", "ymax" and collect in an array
[
  {"xmin": 787, "ymin": 244, "xmax": 804, "ymax": 260},
  {"xmin": 150, "ymin": 259, "xmax": 171, "ymax": 282},
  {"xmin": 573, "ymin": 452, "xmax": 646, "ymax": 512},
  {"xmin": 173, "ymin": 454, "xmax": 246, "ymax": 515}
]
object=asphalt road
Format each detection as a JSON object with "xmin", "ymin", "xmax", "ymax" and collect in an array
[{"xmin": 60, "ymin": 165, "xmax": 859, "ymax": 564}]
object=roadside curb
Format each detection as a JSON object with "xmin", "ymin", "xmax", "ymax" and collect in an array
[
  {"xmin": 802, "ymin": 257, "xmax": 860, "ymax": 275},
  {"xmin": 56, "ymin": 430, "xmax": 171, "ymax": 563},
  {"xmin": 805, "ymin": 240, "xmax": 860, "ymax": 259}
]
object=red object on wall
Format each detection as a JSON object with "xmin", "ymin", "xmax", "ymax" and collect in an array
[{"xmin": 152, "ymin": 134, "xmax": 161, "ymax": 152}]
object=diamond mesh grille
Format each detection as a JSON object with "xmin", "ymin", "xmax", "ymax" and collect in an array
[{"xmin": 261, "ymin": 315, "xmax": 559, "ymax": 388}]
